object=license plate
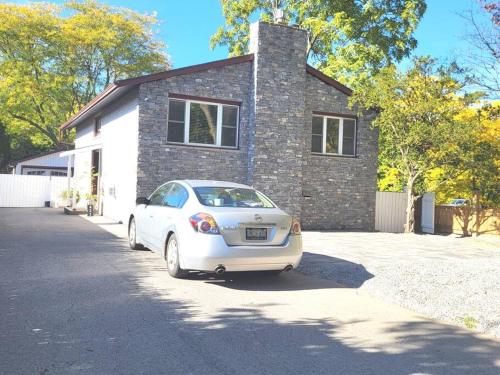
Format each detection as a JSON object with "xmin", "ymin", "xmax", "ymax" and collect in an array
[{"xmin": 246, "ymin": 228, "xmax": 267, "ymax": 240}]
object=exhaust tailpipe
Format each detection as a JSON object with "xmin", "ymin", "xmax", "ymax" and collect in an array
[
  {"xmin": 215, "ymin": 265, "xmax": 226, "ymax": 275},
  {"xmin": 284, "ymin": 265, "xmax": 293, "ymax": 272}
]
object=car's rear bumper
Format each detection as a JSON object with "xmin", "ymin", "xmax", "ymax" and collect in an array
[{"xmin": 179, "ymin": 233, "xmax": 302, "ymax": 272}]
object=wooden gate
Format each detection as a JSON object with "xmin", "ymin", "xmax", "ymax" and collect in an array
[{"xmin": 375, "ymin": 191, "xmax": 407, "ymax": 233}]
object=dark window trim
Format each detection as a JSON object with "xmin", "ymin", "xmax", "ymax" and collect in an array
[
  {"xmin": 311, "ymin": 152, "xmax": 358, "ymax": 159},
  {"xmin": 311, "ymin": 114, "xmax": 357, "ymax": 157},
  {"xmin": 169, "ymin": 93, "xmax": 242, "ymax": 106},
  {"xmin": 164, "ymin": 141, "xmax": 241, "ymax": 152},
  {"xmin": 312, "ymin": 111, "xmax": 358, "ymax": 120},
  {"xmin": 167, "ymin": 97, "xmax": 240, "ymax": 149}
]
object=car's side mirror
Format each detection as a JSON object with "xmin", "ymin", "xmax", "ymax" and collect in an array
[{"xmin": 136, "ymin": 197, "xmax": 150, "ymax": 205}]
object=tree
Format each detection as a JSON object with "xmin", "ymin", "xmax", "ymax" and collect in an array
[
  {"xmin": 351, "ymin": 58, "xmax": 478, "ymax": 232},
  {"xmin": 425, "ymin": 103, "xmax": 500, "ymax": 207},
  {"xmin": 462, "ymin": 0, "xmax": 500, "ymax": 97},
  {"xmin": 0, "ymin": 122, "xmax": 11, "ymax": 173},
  {"xmin": 211, "ymin": 0, "xmax": 426, "ymax": 87},
  {"xmin": 0, "ymin": 1, "xmax": 169, "ymax": 149}
]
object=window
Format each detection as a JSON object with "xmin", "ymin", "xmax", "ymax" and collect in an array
[
  {"xmin": 94, "ymin": 117, "xmax": 101, "ymax": 136},
  {"xmin": 26, "ymin": 170, "xmax": 45, "ymax": 176},
  {"xmin": 167, "ymin": 98, "xmax": 239, "ymax": 148},
  {"xmin": 149, "ymin": 183, "xmax": 189, "ymax": 208},
  {"xmin": 311, "ymin": 115, "xmax": 356, "ymax": 156},
  {"xmin": 163, "ymin": 183, "xmax": 189, "ymax": 208},
  {"xmin": 193, "ymin": 186, "xmax": 275, "ymax": 208},
  {"xmin": 50, "ymin": 171, "xmax": 67, "ymax": 177},
  {"xmin": 149, "ymin": 184, "xmax": 172, "ymax": 206}
]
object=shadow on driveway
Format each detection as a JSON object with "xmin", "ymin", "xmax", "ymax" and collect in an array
[{"xmin": 1, "ymin": 208, "xmax": 499, "ymax": 375}]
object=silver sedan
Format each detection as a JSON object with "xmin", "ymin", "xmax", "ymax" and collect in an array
[{"xmin": 128, "ymin": 180, "xmax": 303, "ymax": 278}]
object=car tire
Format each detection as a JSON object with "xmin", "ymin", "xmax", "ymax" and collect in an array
[
  {"xmin": 165, "ymin": 234, "xmax": 188, "ymax": 278},
  {"xmin": 128, "ymin": 217, "xmax": 143, "ymax": 250}
]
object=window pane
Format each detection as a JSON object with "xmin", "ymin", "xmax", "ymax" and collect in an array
[
  {"xmin": 189, "ymin": 103, "xmax": 217, "ymax": 144},
  {"xmin": 221, "ymin": 126, "xmax": 237, "ymax": 147},
  {"xmin": 167, "ymin": 121, "xmax": 184, "ymax": 142},
  {"xmin": 311, "ymin": 135, "xmax": 322, "ymax": 152},
  {"xmin": 168, "ymin": 100, "xmax": 185, "ymax": 122},
  {"xmin": 150, "ymin": 184, "xmax": 172, "ymax": 206},
  {"xmin": 342, "ymin": 119, "xmax": 356, "ymax": 155},
  {"xmin": 326, "ymin": 118, "xmax": 339, "ymax": 153},
  {"xmin": 163, "ymin": 184, "xmax": 189, "ymax": 208},
  {"xmin": 194, "ymin": 187, "xmax": 274, "ymax": 208},
  {"xmin": 312, "ymin": 117, "xmax": 323, "ymax": 135},
  {"xmin": 222, "ymin": 106, "xmax": 237, "ymax": 126}
]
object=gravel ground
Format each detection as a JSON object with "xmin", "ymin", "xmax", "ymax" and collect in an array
[{"xmin": 298, "ymin": 231, "xmax": 500, "ymax": 338}]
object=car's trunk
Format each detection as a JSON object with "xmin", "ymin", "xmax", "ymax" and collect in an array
[{"xmin": 209, "ymin": 208, "xmax": 292, "ymax": 246}]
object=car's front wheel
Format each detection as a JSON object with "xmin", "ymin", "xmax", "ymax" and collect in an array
[
  {"xmin": 128, "ymin": 217, "xmax": 143, "ymax": 250},
  {"xmin": 165, "ymin": 233, "xmax": 187, "ymax": 278}
]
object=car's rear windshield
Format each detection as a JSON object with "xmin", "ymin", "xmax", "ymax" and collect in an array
[{"xmin": 193, "ymin": 187, "xmax": 275, "ymax": 208}]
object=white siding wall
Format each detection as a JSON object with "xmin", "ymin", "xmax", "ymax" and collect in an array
[
  {"xmin": 72, "ymin": 91, "xmax": 139, "ymax": 224},
  {"xmin": 15, "ymin": 152, "xmax": 69, "ymax": 175},
  {"xmin": 100, "ymin": 94, "xmax": 139, "ymax": 224}
]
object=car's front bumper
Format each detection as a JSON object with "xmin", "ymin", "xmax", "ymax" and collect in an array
[{"xmin": 179, "ymin": 233, "xmax": 302, "ymax": 272}]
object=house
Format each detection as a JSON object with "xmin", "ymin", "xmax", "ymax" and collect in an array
[
  {"xmin": 13, "ymin": 150, "xmax": 72, "ymax": 176},
  {"xmin": 60, "ymin": 21, "xmax": 378, "ymax": 230}
]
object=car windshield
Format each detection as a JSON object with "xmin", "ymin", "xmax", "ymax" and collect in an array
[{"xmin": 193, "ymin": 187, "xmax": 275, "ymax": 208}]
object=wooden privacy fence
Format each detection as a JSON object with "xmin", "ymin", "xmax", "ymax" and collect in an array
[
  {"xmin": 435, "ymin": 206, "xmax": 500, "ymax": 236},
  {"xmin": 0, "ymin": 174, "xmax": 72, "ymax": 208}
]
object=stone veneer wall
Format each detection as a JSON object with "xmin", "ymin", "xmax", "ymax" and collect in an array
[
  {"xmin": 135, "ymin": 21, "xmax": 377, "ymax": 230},
  {"xmin": 136, "ymin": 62, "xmax": 253, "ymax": 197},
  {"xmin": 301, "ymin": 74, "xmax": 378, "ymax": 230},
  {"xmin": 248, "ymin": 22, "xmax": 308, "ymax": 219}
]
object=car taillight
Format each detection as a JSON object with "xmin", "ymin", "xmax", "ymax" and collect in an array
[
  {"xmin": 290, "ymin": 218, "xmax": 301, "ymax": 235},
  {"xmin": 189, "ymin": 213, "xmax": 220, "ymax": 234}
]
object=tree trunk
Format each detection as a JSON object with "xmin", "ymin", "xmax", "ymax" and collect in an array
[{"xmin": 405, "ymin": 178, "xmax": 416, "ymax": 233}]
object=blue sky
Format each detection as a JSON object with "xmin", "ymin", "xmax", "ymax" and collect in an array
[{"xmin": 8, "ymin": 0, "xmax": 484, "ymax": 69}]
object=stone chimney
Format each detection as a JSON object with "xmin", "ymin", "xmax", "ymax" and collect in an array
[{"xmin": 247, "ymin": 21, "xmax": 308, "ymax": 218}]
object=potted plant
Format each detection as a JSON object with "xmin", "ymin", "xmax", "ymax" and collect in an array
[
  {"xmin": 61, "ymin": 189, "xmax": 83, "ymax": 215},
  {"xmin": 84, "ymin": 193, "xmax": 98, "ymax": 216}
]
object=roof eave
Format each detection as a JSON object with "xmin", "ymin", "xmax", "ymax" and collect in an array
[{"xmin": 306, "ymin": 65, "xmax": 353, "ymax": 96}]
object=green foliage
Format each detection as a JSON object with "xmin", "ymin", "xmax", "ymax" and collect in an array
[
  {"xmin": 426, "ymin": 103, "xmax": 500, "ymax": 207},
  {"xmin": 0, "ymin": 121, "xmax": 11, "ymax": 172},
  {"xmin": 211, "ymin": 0, "xmax": 426, "ymax": 87},
  {"xmin": 0, "ymin": 1, "xmax": 169, "ymax": 149},
  {"xmin": 351, "ymin": 57, "xmax": 479, "ymax": 230},
  {"xmin": 61, "ymin": 189, "xmax": 81, "ymax": 204}
]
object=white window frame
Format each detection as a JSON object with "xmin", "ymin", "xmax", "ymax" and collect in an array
[
  {"xmin": 167, "ymin": 98, "xmax": 239, "ymax": 149},
  {"xmin": 312, "ymin": 115, "xmax": 357, "ymax": 156}
]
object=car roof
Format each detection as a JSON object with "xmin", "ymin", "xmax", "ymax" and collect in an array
[{"xmin": 180, "ymin": 180, "xmax": 252, "ymax": 189}]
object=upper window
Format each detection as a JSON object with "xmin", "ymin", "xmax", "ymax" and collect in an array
[
  {"xmin": 311, "ymin": 115, "xmax": 356, "ymax": 156},
  {"xmin": 94, "ymin": 116, "xmax": 101, "ymax": 136},
  {"xmin": 167, "ymin": 98, "xmax": 239, "ymax": 148}
]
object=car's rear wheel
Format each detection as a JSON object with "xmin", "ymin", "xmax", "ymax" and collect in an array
[
  {"xmin": 165, "ymin": 234, "xmax": 187, "ymax": 278},
  {"xmin": 128, "ymin": 217, "xmax": 143, "ymax": 250}
]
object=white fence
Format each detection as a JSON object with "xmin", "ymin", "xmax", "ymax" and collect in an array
[
  {"xmin": 0, "ymin": 174, "xmax": 72, "ymax": 208},
  {"xmin": 375, "ymin": 191, "xmax": 408, "ymax": 233}
]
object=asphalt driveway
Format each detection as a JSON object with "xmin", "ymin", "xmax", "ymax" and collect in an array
[{"xmin": 1, "ymin": 208, "xmax": 499, "ymax": 375}]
